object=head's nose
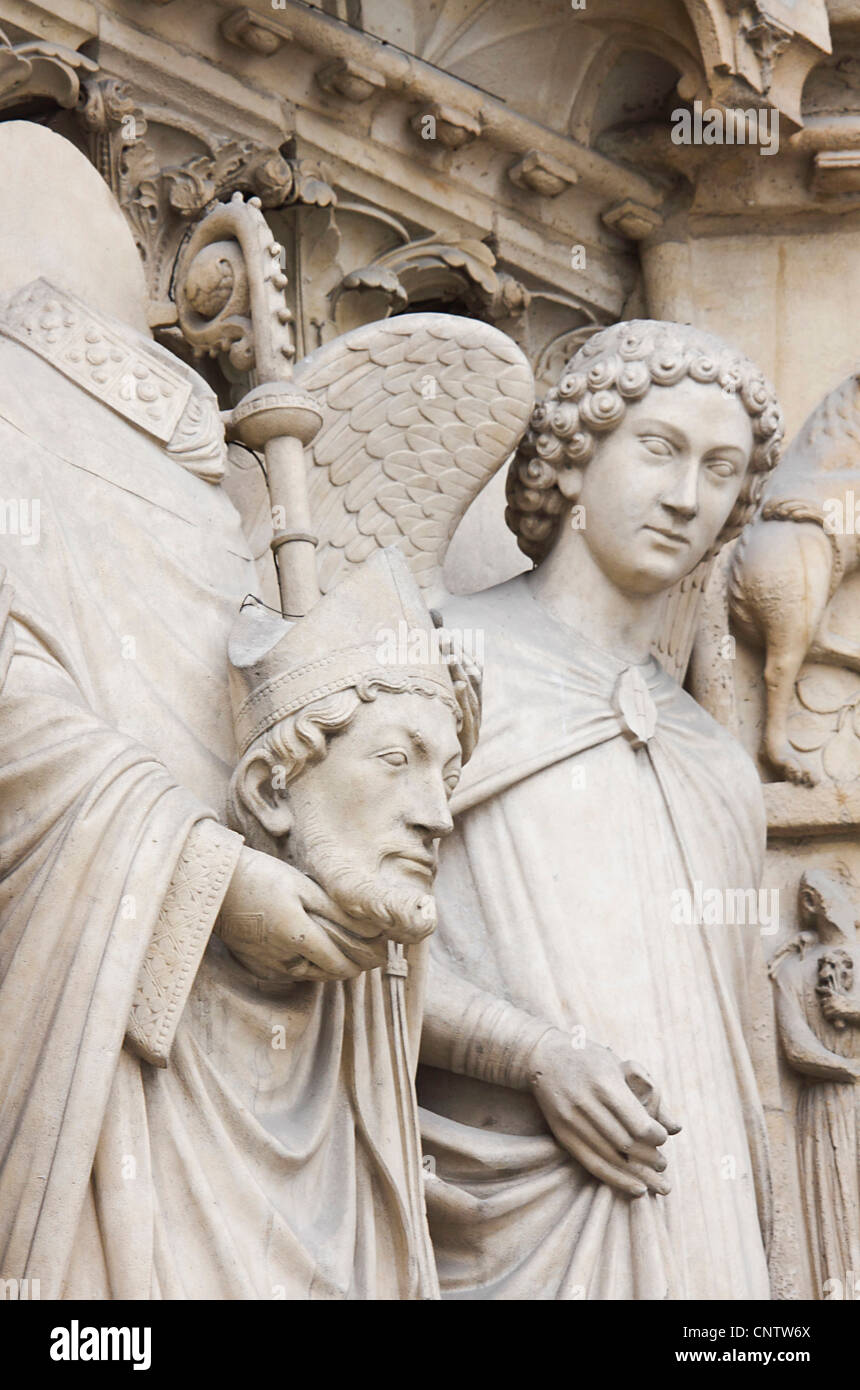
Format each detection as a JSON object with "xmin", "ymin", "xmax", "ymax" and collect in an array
[{"xmin": 409, "ymin": 773, "xmax": 454, "ymax": 841}]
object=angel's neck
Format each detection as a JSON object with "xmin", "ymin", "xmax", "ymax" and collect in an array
[{"xmin": 526, "ymin": 532, "xmax": 663, "ymax": 666}]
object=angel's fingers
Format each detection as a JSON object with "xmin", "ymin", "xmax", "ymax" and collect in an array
[
  {"xmin": 626, "ymin": 1140, "xmax": 669, "ymax": 1172},
  {"xmin": 575, "ymin": 1094, "xmax": 648, "ymax": 1156},
  {"xmin": 566, "ymin": 1138, "xmax": 648, "ymax": 1198},
  {"xmin": 568, "ymin": 1112, "xmax": 668, "ymax": 1183},
  {"xmin": 654, "ymin": 1101, "xmax": 682, "ymax": 1136},
  {"xmin": 624, "ymin": 1061, "xmax": 682, "ymax": 1136},
  {"xmin": 582, "ymin": 1086, "xmax": 668, "ymax": 1153}
]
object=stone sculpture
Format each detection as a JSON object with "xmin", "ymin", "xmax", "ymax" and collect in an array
[
  {"xmin": 0, "ymin": 117, "xmax": 814, "ymax": 1304},
  {"xmin": 416, "ymin": 320, "xmax": 786, "ymax": 1299},
  {"xmin": 730, "ymin": 371, "xmax": 860, "ymax": 785},
  {"xmin": 770, "ymin": 865, "xmax": 860, "ymax": 1298},
  {"xmin": 0, "ymin": 122, "xmax": 508, "ymax": 1300}
]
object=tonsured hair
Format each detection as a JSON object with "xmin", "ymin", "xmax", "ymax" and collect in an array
[
  {"xmin": 505, "ymin": 319, "xmax": 785, "ymax": 564},
  {"xmin": 226, "ymin": 674, "xmax": 459, "ymax": 849}
]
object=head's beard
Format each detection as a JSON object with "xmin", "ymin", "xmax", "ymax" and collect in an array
[{"xmin": 290, "ymin": 808, "xmax": 437, "ymax": 942}]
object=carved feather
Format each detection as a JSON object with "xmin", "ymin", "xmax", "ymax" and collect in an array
[{"xmin": 290, "ymin": 313, "xmax": 535, "ymax": 599}]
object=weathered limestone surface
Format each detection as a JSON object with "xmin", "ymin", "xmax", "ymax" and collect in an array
[{"xmin": 0, "ymin": 0, "xmax": 859, "ymax": 1303}]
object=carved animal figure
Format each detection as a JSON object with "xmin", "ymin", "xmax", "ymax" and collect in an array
[{"xmin": 730, "ymin": 372, "xmax": 860, "ymax": 784}]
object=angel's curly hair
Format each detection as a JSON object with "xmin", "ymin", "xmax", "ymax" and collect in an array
[{"xmin": 505, "ymin": 319, "xmax": 784, "ymax": 564}]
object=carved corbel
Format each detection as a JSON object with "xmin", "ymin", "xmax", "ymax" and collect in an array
[
  {"xmin": 810, "ymin": 151, "xmax": 860, "ymax": 197},
  {"xmin": 602, "ymin": 199, "xmax": 664, "ymax": 241},
  {"xmin": 508, "ymin": 149, "xmax": 578, "ymax": 198},
  {"xmin": 409, "ymin": 104, "xmax": 483, "ymax": 151},
  {"xmin": 316, "ymin": 58, "xmax": 386, "ymax": 103},
  {"xmin": 220, "ymin": 7, "xmax": 292, "ymax": 57}
]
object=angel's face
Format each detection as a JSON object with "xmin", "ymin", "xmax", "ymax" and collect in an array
[
  {"xmin": 281, "ymin": 692, "xmax": 461, "ymax": 942},
  {"xmin": 564, "ymin": 378, "xmax": 753, "ymax": 595}
]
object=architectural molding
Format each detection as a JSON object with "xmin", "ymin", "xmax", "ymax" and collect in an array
[{"xmin": 0, "ymin": 22, "xmax": 96, "ymax": 110}]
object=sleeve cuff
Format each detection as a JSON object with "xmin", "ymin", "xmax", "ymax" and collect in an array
[{"xmin": 126, "ymin": 818, "xmax": 244, "ymax": 1067}]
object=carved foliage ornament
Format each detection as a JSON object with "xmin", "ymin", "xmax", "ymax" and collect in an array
[
  {"xmin": 738, "ymin": 3, "xmax": 794, "ymax": 93},
  {"xmin": 0, "ymin": 25, "xmax": 96, "ymax": 111},
  {"xmin": 335, "ymin": 233, "xmax": 530, "ymax": 322},
  {"xmin": 76, "ymin": 77, "xmax": 335, "ymax": 314}
]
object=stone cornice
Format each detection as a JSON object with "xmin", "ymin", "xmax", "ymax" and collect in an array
[{"xmin": 215, "ymin": 0, "xmax": 664, "ymax": 217}]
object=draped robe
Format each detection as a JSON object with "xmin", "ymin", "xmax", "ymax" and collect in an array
[
  {"xmin": 419, "ymin": 575, "xmax": 773, "ymax": 1300},
  {"xmin": 0, "ymin": 282, "xmax": 434, "ymax": 1300},
  {"xmin": 772, "ymin": 941, "xmax": 860, "ymax": 1296}
]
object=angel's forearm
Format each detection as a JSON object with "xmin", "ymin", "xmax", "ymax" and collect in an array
[{"xmin": 421, "ymin": 956, "xmax": 554, "ymax": 1091}]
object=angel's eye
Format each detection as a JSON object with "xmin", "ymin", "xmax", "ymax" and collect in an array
[
  {"xmin": 640, "ymin": 436, "xmax": 673, "ymax": 457},
  {"xmin": 706, "ymin": 458, "xmax": 737, "ymax": 479},
  {"xmin": 444, "ymin": 771, "xmax": 461, "ymax": 796},
  {"xmin": 378, "ymin": 750, "xmax": 408, "ymax": 769}
]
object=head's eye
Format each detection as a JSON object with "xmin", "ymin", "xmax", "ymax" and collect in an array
[
  {"xmin": 444, "ymin": 770, "xmax": 461, "ymax": 796},
  {"xmin": 378, "ymin": 750, "xmax": 408, "ymax": 769},
  {"xmin": 640, "ymin": 435, "xmax": 673, "ymax": 458}
]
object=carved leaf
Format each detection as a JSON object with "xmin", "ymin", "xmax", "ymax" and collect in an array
[
  {"xmin": 340, "ymin": 266, "xmax": 408, "ymax": 309},
  {"xmin": 786, "ymin": 713, "xmax": 831, "ymax": 753},
  {"xmin": 822, "ymin": 721, "xmax": 860, "ymax": 782},
  {"xmin": 796, "ymin": 671, "xmax": 859, "ymax": 715}
]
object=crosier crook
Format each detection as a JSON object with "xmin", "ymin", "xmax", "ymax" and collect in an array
[{"xmin": 175, "ymin": 190, "xmax": 322, "ymax": 618}]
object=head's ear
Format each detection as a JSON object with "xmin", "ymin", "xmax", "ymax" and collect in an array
[
  {"xmin": 235, "ymin": 748, "xmax": 294, "ymax": 840},
  {"xmin": 557, "ymin": 464, "xmax": 584, "ymax": 500}
]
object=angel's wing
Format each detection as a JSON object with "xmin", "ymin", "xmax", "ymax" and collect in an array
[
  {"xmin": 291, "ymin": 313, "xmax": 534, "ymax": 600},
  {"xmin": 652, "ymin": 558, "xmax": 713, "ymax": 685}
]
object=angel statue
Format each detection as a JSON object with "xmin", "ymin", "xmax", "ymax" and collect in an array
[
  {"xmin": 770, "ymin": 865, "xmax": 860, "ymax": 1298},
  {"xmin": 0, "ymin": 122, "xmax": 516, "ymax": 1300},
  {"xmin": 259, "ymin": 313, "xmax": 782, "ymax": 1299}
]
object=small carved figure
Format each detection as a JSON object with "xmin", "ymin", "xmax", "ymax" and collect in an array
[
  {"xmin": 770, "ymin": 864, "xmax": 860, "ymax": 1296},
  {"xmin": 730, "ymin": 372, "xmax": 860, "ymax": 784}
]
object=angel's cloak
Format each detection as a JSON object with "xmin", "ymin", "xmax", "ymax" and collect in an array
[
  {"xmin": 418, "ymin": 575, "xmax": 773, "ymax": 1300},
  {"xmin": 0, "ymin": 288, "xmax": 433, "ymax": 1299}
]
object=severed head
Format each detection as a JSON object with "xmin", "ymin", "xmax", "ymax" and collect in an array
[{"xmin": 227, "ymin": 548, "xmax": 479, "ymax": 944}]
